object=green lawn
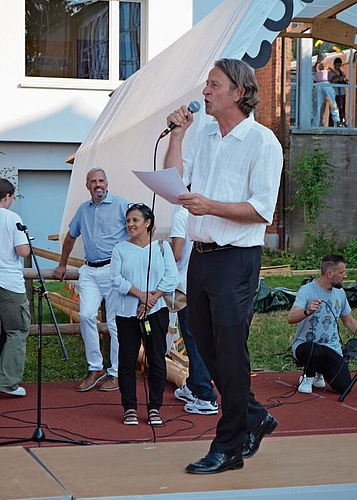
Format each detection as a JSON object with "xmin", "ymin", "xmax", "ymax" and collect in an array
[{"xmin": 22, "ymin": 276, "xmax": 357, "ymax": 383}]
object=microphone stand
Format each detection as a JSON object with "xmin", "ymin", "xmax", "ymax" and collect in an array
[
  {"xmin": 0, "ymin": 223, "xmax": 89, "ymax": 447},
  {"xmin": 338, "ymin": 373, "xmax": 357, "ymax": 402}
]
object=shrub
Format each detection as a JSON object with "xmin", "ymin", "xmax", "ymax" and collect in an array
[{"xmin": 343, "ymin": 239, "xmax": 357, "ymax": 268}]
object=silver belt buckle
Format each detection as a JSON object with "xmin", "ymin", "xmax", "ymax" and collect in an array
[{"xmin": 195, "ymin": 242, "xmax": 204, "ymax": 254}]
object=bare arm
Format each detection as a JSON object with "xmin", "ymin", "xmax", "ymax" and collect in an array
[
  {"xmin": 287, "ymin": 299, "xmax": 322, "ymax": 324},
  {"xmin": 128, "ymin": 286, "xmax": 157, "ymax": 307},
  {"xmin": 340, "ymin": 313, "xmax": 357, "ymax": 334},
  {"xmin": 163, "ymin": 135, "xmax": 185, "ymax": 176},
  {"xmin": 163, "ymin": 105, "xmax": 194, "ymax": 176},
  {"xmin": 171, "ymin": 237, "xmax": 185, "ymax": 262},
  {"xmin": 130, "ymin": 286, "xmax": 160, "ymax": 320},
  {"xmin": 52, "ymin": 231, "xmax": 77, "ymax": 281},
  {"xmin": 177, "ymin": 193, "xmax": 267, "ymax": 224},
  {"xmin": 326, "ymin": 63, "xmax": 338, "ymax": 75},
  {"xmin": 15, "ymin": 244, "xmax": 30, "ymax": 258}
]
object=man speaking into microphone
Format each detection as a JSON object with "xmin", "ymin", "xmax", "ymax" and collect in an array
[
  {"xmin": 160, "ymin": 101, "xmax": 201, "ymax": 138},
  {"xmin": 163, "ymin": 59, "xmax": 283, "ymax": 474}
]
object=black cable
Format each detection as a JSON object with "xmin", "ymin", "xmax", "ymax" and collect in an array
[
  {"xmin": 301, "ymin": 299, "xmax": 347, "ymax": 390},
  {"xmin": 0, "ymin": 135, "xmax": 178, "ymax": 446},
  {"xmin": 0, "ymin": 401, "xmax": 214, "ymax": 444},
  {"xmin": 129, "ymin": 134, "xmax": 163, "ymax": 439}
]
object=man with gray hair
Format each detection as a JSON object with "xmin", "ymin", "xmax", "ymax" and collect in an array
[
  {"xmin": 53, "ymin": 168, "xmax": 129, "ymax": 392},
  {"xmin": 164, "ymin": 58, "xmax": 282, "ymax": 474}
]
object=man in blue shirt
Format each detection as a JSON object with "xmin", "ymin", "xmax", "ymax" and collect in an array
[{"xmin": 53, "ymin": 168, "xmax": 129, "ymax": 392}]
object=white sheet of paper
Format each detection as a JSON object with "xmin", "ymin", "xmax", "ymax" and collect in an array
[{"xmin": 132, "ymin": 167, "xmax": 188, "ymax": 205}]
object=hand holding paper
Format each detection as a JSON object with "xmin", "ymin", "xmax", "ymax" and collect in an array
[{"xmin": 132, "ymin": 167, "xmax": 188, "ymax": 205}]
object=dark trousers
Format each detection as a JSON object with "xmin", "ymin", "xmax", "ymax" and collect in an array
[
  {"xmin": 329, "ymin": 92, "xmax": 346, "ymax": 125},
  {"xmin": 295, "ymin": 342, "xmax": 351, "ymax": 394},
  {"xmin": 178, "ymin": 306, "xmax": 216, "ymax": 402},
  {"xmin": 116, "ymin": 308, "xmax": 168, "ymax": 411},
  {"xmin": 187, "ymin": 245, "xmax": 266, "ymax": 456}
]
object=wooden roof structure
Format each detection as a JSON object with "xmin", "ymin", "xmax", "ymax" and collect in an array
[{"xmin": 283, "ymin": 0, "xmax": 357, "ymax": 49}]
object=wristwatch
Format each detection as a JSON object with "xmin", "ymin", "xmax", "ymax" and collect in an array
[{"xmin": 303, "ymin": 309, "xmax": 310, "ymax": 317}]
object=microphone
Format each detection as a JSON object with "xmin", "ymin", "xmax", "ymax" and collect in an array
[
  {"xmin": 16, "ymin": 222, "xmax": 28, "ymax": 232},
  {"xmin": 160, "ymin": 100, "xmax": 201, "ymax": 138}
]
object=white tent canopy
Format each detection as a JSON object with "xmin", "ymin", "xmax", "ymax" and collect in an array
[{"xmin": 60, "ymin": 0, "xmax": 310, "ymax": 258}]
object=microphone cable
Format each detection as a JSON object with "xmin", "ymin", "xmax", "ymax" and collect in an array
[
  {"xmin": 133, "ymin": 102, "xmax": 200, "ymax": 435},
  {"xmin": 266, "ymin": 297, "xmax": 349, "ymax": 407},
  {"xmin": 296, "ymin": 298, "xmax": 347, "ymax": 395},
  {"xmin": 134, "ymin": 121, "xmax": 170, "ymax": 437}
]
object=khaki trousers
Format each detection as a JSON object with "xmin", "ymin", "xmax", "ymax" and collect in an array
[{"xmin": 0, "ymin": 287, "xmax": 30, "ymax": 391}]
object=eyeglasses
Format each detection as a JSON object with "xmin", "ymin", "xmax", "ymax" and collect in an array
[{"xmin": 127, "ymin": 203, "xmax": 146, "ymax": 209}]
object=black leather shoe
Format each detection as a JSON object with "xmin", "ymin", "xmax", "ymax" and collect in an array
[
  {"xmin": 243, "ymin": 413, "xmax": 278, "ymax": 459},
  {"xmin": 185, "ymin": 451, "xmax": 243, "ymax": 474}
]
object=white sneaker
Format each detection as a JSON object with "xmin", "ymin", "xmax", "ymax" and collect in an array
[
  {"xmin": 184, "ymin": 398, "xmax": 219, "ymax": 415},
  {"xmin": 298, "ymin": 376, "xmax": 313, "ymax": 394},
  {"xmin": 174, "ymin": 385, "xmax": 195, "ymax": 404},
  {"xmin": 313, "ymin": 373, "xmax": 326, "ymax": 388},
  {"xmin": 0, "ymin": 386, "xmax": 26, "ymax": 397}
]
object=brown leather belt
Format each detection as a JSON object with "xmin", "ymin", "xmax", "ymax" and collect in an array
[
  {"xmin": 85, "ymin": 259, "xmax": 111, "ymax": 268},
  {"xmin": 193, "ymin": 241, "xmax": 236, "ymax": 254}
]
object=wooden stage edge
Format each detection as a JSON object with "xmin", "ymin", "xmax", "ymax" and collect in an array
[{"xmin": 1, "ymin": 434, "xmax": 357, "ymax": 500}]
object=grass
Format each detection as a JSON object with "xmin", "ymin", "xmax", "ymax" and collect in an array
[
  {"xmin": 24, "ymin": 281, "xmax": 87, "ymax": 383},
  {"xmin": 250, "ymin": 310, "xmax": 357, "ymax": 372},
  {"xmin": 22, "ymin": 276, "xmax": 357, "ymax": 383}
]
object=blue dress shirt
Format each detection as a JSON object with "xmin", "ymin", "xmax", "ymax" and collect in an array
[{"xmin": 68, "ymin": 192, "xmax": 129, "ymax": 262}]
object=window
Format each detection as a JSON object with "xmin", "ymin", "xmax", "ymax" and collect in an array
[{"xmin": 25, "ymin": 0, "xmax": 142, "ymax": 83}]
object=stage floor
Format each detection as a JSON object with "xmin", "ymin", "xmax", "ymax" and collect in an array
[
  {"xmin": 1, "ymin": 372, "xmax": 356, "ymax": 499},
  {"xmin": 1, "ymin": 434, "xmax": 357, "ymax": 500},
  {"xmin": 1, "ymin": 372, "xmax": 357, "ymax": 446}
]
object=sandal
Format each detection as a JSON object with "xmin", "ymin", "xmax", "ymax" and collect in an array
[
  {"xmin": 148, "ymin": 408, "xmax": 163, "ymax": 425},
  {"xmin": 123, "ymin": 409, "xmax": 138, "ymax": 425}
]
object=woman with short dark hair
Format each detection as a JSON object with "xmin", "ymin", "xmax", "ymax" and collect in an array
[{"xmin": 110, "ymin": 203, "xmax": 179, "ymax": 425}]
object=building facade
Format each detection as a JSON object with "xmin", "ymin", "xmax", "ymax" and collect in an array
[
  {"xmin": 2, "ymin": 0, "xmax": 356, "ymax": 258},
  {"xmin": 0, "ymin": 0, "xmax": 194, "ymax": 264}
]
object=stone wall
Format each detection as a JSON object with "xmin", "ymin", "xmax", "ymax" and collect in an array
[{"xmin": 288, "ymin": 130, "xmax": 357, "ymax": 251}]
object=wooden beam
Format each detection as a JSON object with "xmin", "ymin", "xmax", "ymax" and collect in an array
[
  {"xmin": 312, "ymin": 17, "xmax": 357, "ymax": 47},
  {"xmin": 29, "ymin": 323, "xmax": 108, "ymax": 336},
  {"xmin": 48, "ymin": 292, "xmax": 79, "ymax": 312},
  {"xmin": 49, "ymin": 303, "xmax": 80, "ymax": 323},
  {"xmin": 291, "ymin": 269, "xmax": 319, "ymax": 276},
  {"xmin": 32, "ymin": 247, "xmax": 84, "ymax": 268},
  {"xmin": 293, "ymin": 17, "xmax": 318, "ymax": 23},
  {"xmin": 318, "ymin": 0, "xmax": 357, "ymax": 19},
  {"xmin": 260, "ymin": 265, "xmax": 292, "ymax": 276},
  {"xmin": 66, "ymin": 153, "xmax": 76, "ymax": 164},
  {"xmin": 169, "ymin": 349, "xmax": 189, "ymax": 368},
  {"xmin": 280, "ymin": 32, "xmax": 312, "ymax": 39},
  {"xmin": 285, "ymin": 22, "xmax": 312, "ymax": 34},
  {"xmin": 23, "ymin": 268, "xmax": 79, "ymax": 280},
  {"xmin": 294, "ymin": 1, "xmax": 357, "ymax": 23}
]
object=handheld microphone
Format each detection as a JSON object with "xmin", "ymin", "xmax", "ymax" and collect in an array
[
  {"xmin": 16, "ymin": 222, "xmax": 28, "ymax": 232},
  {"xmin": 160, "ymin": 100, "xmax": 201, "ymax": 138}
]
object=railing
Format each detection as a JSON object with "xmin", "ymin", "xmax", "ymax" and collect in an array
[
  {"xmin": 23, "ymin": 247, "xmax": 108, "ymax": 338},
  {"xmin": 23, "ymin": 245, "xmax": 188, "ymax": 385}
]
